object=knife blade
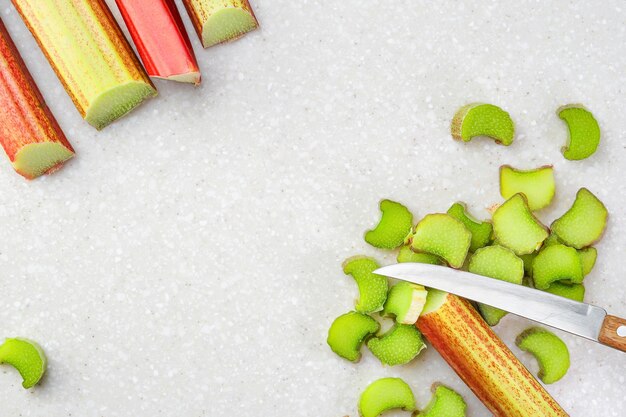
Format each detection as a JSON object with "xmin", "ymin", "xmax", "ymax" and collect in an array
[{"xmin": 375, "ymin": 262, "xmax": 626, "ymax": 352}]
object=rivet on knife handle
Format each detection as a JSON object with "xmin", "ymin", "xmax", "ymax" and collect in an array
[{"xmin": 598, "ymin": 315, "xmax": 626, "ymax": 353}]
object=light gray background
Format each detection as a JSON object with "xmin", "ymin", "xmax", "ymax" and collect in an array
[{"xmin": 0, "ymin": 1, "xmax": 624, "ymax": 416}]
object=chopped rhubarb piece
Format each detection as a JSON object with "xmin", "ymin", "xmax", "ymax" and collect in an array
[
  {"xmin": 182, "ymin": 0, "xmax": 259, "ymax": 48},
  {"xmin": 417, "ymin": 291, "xmax": 567, "ymax": 416},
  {"xmin": 0, "ymin": 18, "xmax": 74, "ymax": 179},
  {"xmin": 116, "ymin": 0, "xmax": 201, "ymax": 84},
  {"xmin": 12, "ymin": 0, "xmax": 157, "ymax": 129},
  {"xmin": 0, "ymin": 337, "xmax": 47, "ymax": 389}
]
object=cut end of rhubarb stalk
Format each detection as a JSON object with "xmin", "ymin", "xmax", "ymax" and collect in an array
[
  {"xmin": 160, "ymin": 71, "xmax": 202, "ymax": 85},
  {"xmin": 202, "ymin": 7, "xmax": 258, "ymax": 48},
  {"xmin": 13, "ymin": 142, "xmax": 74, "ymax": 179},
  {"xmin": 85, "ymin": 81, "xmax": 157, "ymax": 130}
]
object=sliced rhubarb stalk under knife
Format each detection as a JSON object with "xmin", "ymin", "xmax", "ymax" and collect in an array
[
  {"xmin": 116, "ymin": 0, "xmax": 200, "ymax": 84},
  {"xmin": 182, "ymin": 0, "xmax": 259, "ymax": 48},
  {"xmin": 12, "ymin": 0, "xmax": 157, "ymax": 130},
  {"xmin": 417, "ymin": 292, "xmax": 568, "ymax": 417},
  {"xmin": 0, "ymin": 18, "xmax": 74, "ymax": 179}
]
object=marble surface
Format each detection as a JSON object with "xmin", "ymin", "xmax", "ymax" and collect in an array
[{"xmin": 0, "ymin": 0, "xmax": 625, "ymax": 416}]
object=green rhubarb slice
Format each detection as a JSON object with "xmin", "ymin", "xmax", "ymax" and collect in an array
[
  {"xmin": 365, "ymin": 199, "xmax": 413, "ymax": 249},
  {"xmin": 342, "ymin": 256, "xmax": 388, "ymax": 313},
  {"xmin": 551, "ymin": 188, "xmax": 608, "ymax": 249},
  {"xmin": 451, "ymin": 103, "xmax": 515, "ymax": 145},
  {"xmin": 13, "ymin": 142, "xmax": 74, "ymax": 179},
  {"xmin": 578, "ymin": 247, "xmax": 597, "ymax": 276},
  {"xmin": 519, "ymin": 252, "xmax": 536, "ymax": 277},
  {"xmin": 492, "ymin": 194, "xmax": 549, "ymax": 255},
  {"xmin": 410, "ymin": 214, "xmax": 471, "ymax": 268},
  {"xmin": 0, "ymin": 338, "xmax": 47, "ymax": 388},
  {"xmin": 516, "ymin": 327, "xmax": 570, "ymax": 384},
  {"xmin": 499, "ymin": 165, "xmax": 555, "ymax": 211},
  {"xmin": 415, "ymin": 384, "xmax": 467, "ymax": 417},
  {"xmin": 86, "ymin": 81, "xmax": 157, "ymax": 130},
  {"xmin": 366, "ymin": 324, "xmax": 426, "ymax": 366},
  {"xmin": 358, "ymin": 378, "xmax": 416, "ymax": 417},
  {"xmin": 202, "ymin": 7, "xmax": 258, "ymax": 48},
  {"xmin": 543, "ymin": 282, "xmax": 585, "ymax": 302},
  {"xmin": 447, "ymin": 202, "xmax": 493, "ymax": 252},
  {"xmin": 532, "ymin": 244, "xmax": 583, "ymax": 289},
  {"xmin": 469, "ymin": 245, "xmax": 524, "ymax": 326},
  {"xmin": 558, "ymin": 105, "xmax": 600, "ymax": 161},
  {"xmin": 327, "ymin": 312, "xmax": 379, "ymax": 362},
  {"xmin": 396, "ymin": 245, "xmax": 444, "ymax": 265},
  {"xmin": 543, "ymin": 233, "xmax": 562, "ymax": 247},
  {"xmin": 545, "ymin": 236, "xmax": 596, "ymax": 276},
  {"xmin": 382, "ymin": 282, "xmax": 429, "ymax": 324}
]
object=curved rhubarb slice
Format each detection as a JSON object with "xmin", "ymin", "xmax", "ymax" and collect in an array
[
  {"xmin": 0, "ymin": 18, "xmax": 74, "ymax": 179},
  {"xmin": 492, "ymin": 194, "xmax": 549, "ymax": 255},
  {"xmin": 578, "ymin": 247, "xmax": 597, "ymax": 276},
  {"xmin": 415, "ymin": 384, "xmax": 467, "ymax": 417},
  {"xmin": 543, "ymin": 282, "xmax": 585, "ymax": 302},
  {"xmin": 182, "ymin": 0, "xmax": 259, "ymax": 48},
  {"xmin": 116, "ymin": 0, "xmax": 201, "ymax": 84},
  {"xmin": 397, "ymin": 245, "xmax": 443, "ymax": 265},
  {"xmin": 532, "ymin": 244, "xmax": 583, "ymax": 289},
  {"xmin": 447, "ymin": 202, "xmax": 492, "ymax": 252},
  {"xmin": 468, "ymin": 245, "xmax": 524, "ymax": 326},
  {"xmin": 410, "ymin": 214, "xmax": 471, "ymax": 268},
  {"xmin": 519, "ymin": 253, "xmax": 536, "ymax": 277},
  {"xmin": 13, "ymin": 0, "xmax": 157, "ymax": 129},
  {"xmin": 558, "ymin": 105, "xmax": 600, "ymax": 161},
  {"xmin": 551, "ymin": 188, "xmax": 608, "ymax": 249},
  {"xmin": 365, "ymin": 199, "xmax": 413, "ymax": 249},
  {"xmin": 417, "ymin": 292, "xmax": 567, "ymax": 416},
  {"xmin": 451, "ymin": 103, "xmax": 515, "ymax": 145},
  {"xmin": 327, "ymin": 311, "xmax": 379, "ymax": 362},
  {"xmin": 500, "ymin": 165, "xmax": 555, "ymax": 211},
  {"xmin": 367, "ymin": 323, "xmax": 426, "ymax": 366},
  {"xmin": 342, "ymin": 256, "xmax": 388, "ymax": 313},
  {"xmin": 358, "ymin": 378, "xmax": 416, "ymax": 417},
  {"xmin": 516, "ymin": 327, "xmax": 570, "ymax": 384},
  {"xmin": 0, "ymin": 337, "xmax": 47, "ymax": 389},
  {"xmin": 382, "ymin": 282, "xmax": 428, "ymax": 324}
]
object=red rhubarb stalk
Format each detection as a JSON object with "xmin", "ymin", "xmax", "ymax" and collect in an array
[
  {"xmin": 0, "ymin": 18, "xmax": 74, "ymax": 179},
  {"xmin": 116, "ymin": 0, "xmax": 201, "ymax": 84},
  {"xmin": 417, "ymin": 292, "xmax": 568, "ymax": 417}
]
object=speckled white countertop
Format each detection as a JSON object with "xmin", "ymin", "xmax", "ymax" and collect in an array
[{"xmin": 0, "ymin": 0, "xmax": 624, "ymax": 416}]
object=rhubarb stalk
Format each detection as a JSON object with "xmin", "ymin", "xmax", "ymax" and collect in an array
[
  {"xmin": 182, "ymin": 0, "xmax": 259, "ymax": 48},
  {"xmin": 0, "ymin": 18, "xmax": 74, "ymax": 179},
  {"xmin": 116, "ymin": 0, "xmax": 201, "ymax": 84},
  {"xmin": 12, "ymin": 0, "xmax": 157, "ymax": 130},
  {"xmin": 417, "ymin": 292, "xmax": 568, "ymax": 417}
]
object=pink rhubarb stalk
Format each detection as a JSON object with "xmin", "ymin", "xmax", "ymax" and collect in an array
[
  {"xmin": 0, "ymin": 18, "xmax": 74, "ymax": 179},
  {"xmin": 116, "ymin": 0, "xmax": 200, "ymax": 84}
]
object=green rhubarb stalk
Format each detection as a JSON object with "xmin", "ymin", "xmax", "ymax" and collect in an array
[{"xmin": 12, "ymin": 0, "xmax": 157, "ymax": 129}]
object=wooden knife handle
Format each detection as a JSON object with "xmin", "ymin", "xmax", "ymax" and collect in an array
[{"xmin": 598, "ymin": 315, "xmax": 626, "ymax": 353}]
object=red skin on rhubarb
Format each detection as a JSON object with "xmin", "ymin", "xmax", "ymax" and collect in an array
[
  {"xmin": 417, "ymin": 294, "xmax": 567, "ymax": 417},
  {"xmin": 0, "ymin": 18, "xmax": 74, "ymax": 179},
  {"xmin": 116, "ymin": 0, "xmax": 200, "ymax": 84}
]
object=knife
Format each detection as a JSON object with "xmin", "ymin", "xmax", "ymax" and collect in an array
[{"xmin": 375, "ymin": 263, "xmax": 626, "ymax": 353}]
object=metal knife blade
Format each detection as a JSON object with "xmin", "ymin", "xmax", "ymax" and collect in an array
[{"xmin": 375, "ymin": 263, "xmax": 607, "ymax": 342}]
